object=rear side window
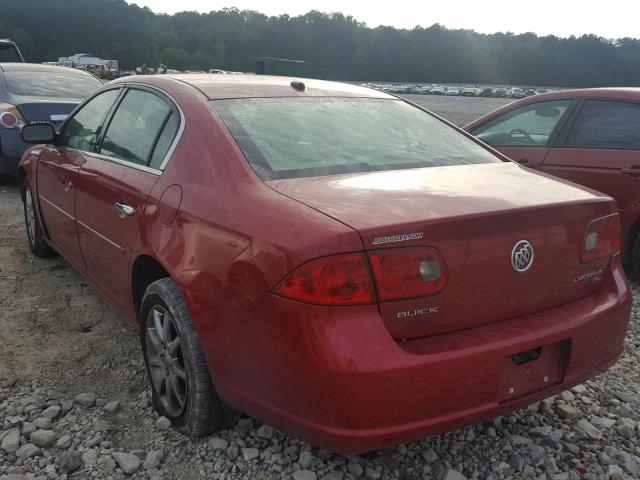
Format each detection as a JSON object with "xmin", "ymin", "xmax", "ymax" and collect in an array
[
  {"xmin": 566, "ymin": 100, "xmax": 640, "ymax": 149},
  {"xmin": 472, "ymin": 100, "xmax": 572, "ymax": 147},
  {"xmin": 100, "ymin": 89, "xmax": 174, "ymax": 167},
  {"xmin": 212, "ymin": 97, "xmax": 501, "ymax": 180},
  {"xmin": 149, "ymin": 112, "xmax": 179, "ymax": 169},
  {"xmin": 3, "ymin": 71, "xmax": 102, "ymax": 98},
  {"xmin": 58, "ymin": 89, "xmax": 121, "ymax": 151}
]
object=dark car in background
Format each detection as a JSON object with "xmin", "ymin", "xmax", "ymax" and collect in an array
[
  {"xmin": 465, "ymin": 88, "xmax": 640, "ymax": 276},
  {"xmin": 0, "ymin": 39, "xmax": 24, "ymax": 63},
  {"xmin": 0, "ymin": 63, "xmax": 103, "ymax": 180}
]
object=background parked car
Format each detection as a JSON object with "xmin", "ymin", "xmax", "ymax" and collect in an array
[
  {"xmin": 479, "ymin": 86, "xmax": 494, "ymax": 97},
  {"xmin": 465, "ymin": 88, "xmax": 640, "ymax": 276},
  {"xmin": 509, "ymin": 87, "xmax": 526, "ymax": 99},
  {"xmin": 0, "ymin": 39, "xmax": 24, "ymax": 62},
  {"xmin": 493, "ymin": 87, "xmax": 508, "ymax": 98},
  {"xmin": 0, "ymin": 63, "xmax": 103, "ymax": 181}
]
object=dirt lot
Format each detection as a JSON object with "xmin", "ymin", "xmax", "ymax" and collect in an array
[{"xmin": 1, "ymin": 96, "xmax": 638, "ymax": 480}]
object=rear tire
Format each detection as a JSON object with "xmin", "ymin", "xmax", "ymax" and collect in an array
[
  {"xmin": 22, "ymin": 182, "xmax": 55, "ymax": 258},
  {"xmin": 140, "ymin": 277, "xmax": 238, "ymax": 436}
]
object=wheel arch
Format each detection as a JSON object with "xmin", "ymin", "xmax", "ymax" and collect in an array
[
  {"xmin": 131, "ymin": 254, "xmax": 174, "ymax": 321},
  {"xmin": 17, "ymin": 166, "xmax": 27, "ymax": 199}
]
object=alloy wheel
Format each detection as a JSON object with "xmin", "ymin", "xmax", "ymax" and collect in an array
[
  {"xmin": 24, "ymin": 187, "xmax": 36, "ymax": 245},
  {"xmin": 145, "ymin": 305, "xmax": 188, "ymax": 417}
]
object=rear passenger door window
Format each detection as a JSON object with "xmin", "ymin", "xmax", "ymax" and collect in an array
[
  {"xmin": 566, "ymin": 100, "xmax": 640, "ymax": 149},
  {"xmin": 473, "ymin": 100, "xmax": 573, "ymax": 147},
  {"xmin": 99, "ymin": 89, "xmax": 176, "ymax": 167}
]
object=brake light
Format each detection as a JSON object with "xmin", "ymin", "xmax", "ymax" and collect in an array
[
  {"xmin": 369, "ymin": 247, "xmax": 447, "ymax": 301},
  {"xmin": 581, "ymin": 213, "xmax": 621, "ymax": 263},
  {"xmin": 0, "ymin": 103, "xmax": 24, "ymax": 129},
  {"xmin": 274, "ymin": 253, "xmax": 375, "ymax": 305}
]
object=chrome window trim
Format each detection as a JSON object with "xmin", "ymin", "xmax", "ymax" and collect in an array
[
  {"xmin": 61, "ymin": 147, "xmax": 164, "ymax": 175},
  {"xmin": 56, "ymin": 82, "xmax": 185, "ymax": 173}
]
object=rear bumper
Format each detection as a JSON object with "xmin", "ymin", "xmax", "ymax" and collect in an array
[
  {"xmin": 186, "ymin": 255, "xmax": 631, "ymax": 455},
  {"xmin": 0, "ymin": 129, "xmax": 27, "ymax": 175}
]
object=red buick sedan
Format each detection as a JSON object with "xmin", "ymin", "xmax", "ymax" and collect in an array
[
  {"xmin": 18, "ymin": 76, "xmax": 631, "ymax": 454},
  {"xmin": 465, "ymin": 88, "xmax": 640, "ymax": 277}
]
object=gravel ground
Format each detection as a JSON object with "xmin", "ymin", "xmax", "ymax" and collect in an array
[{"xmin": 1, "ymin": 97, "xmax": 639, "ymax": 480}]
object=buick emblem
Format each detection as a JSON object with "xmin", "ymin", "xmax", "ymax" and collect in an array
[{"xmin": 511, "ymin": 240, "xmax": 534, "ymax": 272}]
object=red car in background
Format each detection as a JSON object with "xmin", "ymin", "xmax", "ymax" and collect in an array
[
  {"xmin": 465, "ymin": 88, "xmax": 640, "ymax": 276},
  {"xmin": 18, "ymin": 76, "xmax": 631, "ymax": 454}
]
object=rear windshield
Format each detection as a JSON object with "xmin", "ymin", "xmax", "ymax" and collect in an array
[
  {"xmin": 212, "ymin": 98, "xmax": 501, "ymax": 180},
  {"xmin": 0, "ymin": 44, "xmax": 22, "ymax": 62},
  {"xmin": 3, "ymin": 71, "xmax": 103, "ymax": 98}
]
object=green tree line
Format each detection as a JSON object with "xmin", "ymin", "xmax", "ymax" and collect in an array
[{"xmin": 2, "ymin": 0, "xmax": 640, "ymax": 87}]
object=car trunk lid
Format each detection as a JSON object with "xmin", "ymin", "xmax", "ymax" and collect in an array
[
  {"xmin": 10, "ymin": 95, "xmax": 79, "ymax": 124},
  {"xmin": 267, "ymin": 163, "xmax": 615, "ymax": 339}
]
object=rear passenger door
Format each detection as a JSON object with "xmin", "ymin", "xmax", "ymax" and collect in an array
[
  {"xmin": 542, "ymin": 99, "xmax": 640, "ymax": 240},
  {"xmin": 470, "ymin": 99, "xmax": 574, "ymax": 168},
  {"xmin": 74, "ymin": 86, "xmax": 181, "ymax": 311}
]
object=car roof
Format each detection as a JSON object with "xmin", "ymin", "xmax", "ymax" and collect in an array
[
  {"xmin": 464, "ymin": 87, "xmax": 640, "ymax": 130},
  {"xmin": 0, "ymin": 62, "xmax": 94, "ymax": 76},
  {"xmin": 526, "ymin": 87, "xmax": 640, "ymax": 101},
  {"xmin": 113, "ymin": 74, "xmax": 394, "ymax": 100}
]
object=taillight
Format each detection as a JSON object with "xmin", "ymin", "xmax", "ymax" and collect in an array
[
  {"xmin": 0, "ymin": 103, "xmax": 25, "ymax": 129},
  {"xmin": 369, "ymin": 247, "xmax": 447, "ymax": 301},
  {"xmin": 581, "ymin": 213, "xmax": 621, "ymax": 263},
  {"xmin": 274, "ymin": 253, "xmax": 375, "ymax": 305}
]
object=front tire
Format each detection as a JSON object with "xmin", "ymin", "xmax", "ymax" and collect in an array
[
  {"xmin": 140, "ymin": 277, "xmax": 238, "ymax": 436},
  {"xmin": 22, "ymin": 182, "xmax": 54, "ymax": 258}
]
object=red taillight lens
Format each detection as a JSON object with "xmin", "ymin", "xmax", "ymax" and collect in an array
[
  {"xmin": 274, "ymin": 253, "xmax": 375, "ymax": 305},
  {"xmin": 369, "ymin": 247, "xmax": 447, "ymax": 301},
  {"xmin": 0, "ymin": 103, "xmax": 24, "ymax": 129},
  {"xmin": 581, "ymin": 213, "xmax": 621, "ymax": 263}
]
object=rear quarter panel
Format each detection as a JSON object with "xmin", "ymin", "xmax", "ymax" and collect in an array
[{"xmin": 130, "ymin": 78, "xmax": 363, "ymax": 317}]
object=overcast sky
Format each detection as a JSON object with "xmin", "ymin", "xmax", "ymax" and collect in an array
[{"xmin": 131, "ymin": 0, "xmax": 638, "ymax": 38}]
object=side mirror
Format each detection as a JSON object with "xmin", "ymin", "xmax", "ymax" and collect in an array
[{"xmin": 20, "ymin": 122, "xmax": 56, "ymax": 144}]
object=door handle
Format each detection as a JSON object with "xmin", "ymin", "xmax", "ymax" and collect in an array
[
  {"xmin": 114, "ymin": 201, "xmax": 136, "ymax": 217},
  {"xmin": 516, "ymin": 159, "xmax": 539, "ymax": 170},
  {"xmin": 621, "ymin": 167, "xmax": 640, "ymax": 177}
]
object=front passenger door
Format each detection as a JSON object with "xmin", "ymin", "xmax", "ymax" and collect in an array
[
  {"xmin": 74, "ymin": 87, "xmax": 181, "ymax": 312},
  {"xmin": 36, "ymin": 88, "xmax": 121, "ymax": 267},
  {"xmin": 470, "ymin": 100, "xmax": 574, "ymax": 168}
]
